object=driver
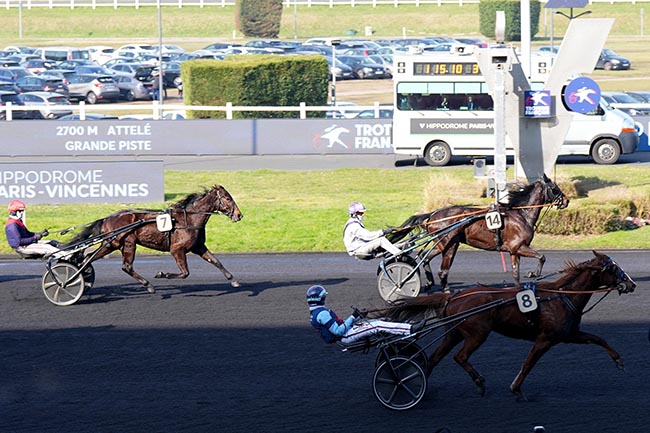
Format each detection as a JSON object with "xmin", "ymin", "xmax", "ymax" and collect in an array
[
  {"xmin": 5, "ymin": 200, "xmax": 59, "ymax": 257},
  {"xmin": 307, "ymin": 285, "xmax": 424, "ymax": 345},
  {"xmin": 343, "ymin": 201, "xmax": 401, "ymax": 259}
]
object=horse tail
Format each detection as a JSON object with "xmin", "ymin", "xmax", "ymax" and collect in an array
[
  {"xmin": 370, "ymin": 292, "xmax": 451, "ymax": 323},
  {"xmin": 63, "ymin": 218, "xmax": 105, "ymax": 248},
  {"xmin": 386, "ymin": 212, "xmax": 433, "ymax": 242}
]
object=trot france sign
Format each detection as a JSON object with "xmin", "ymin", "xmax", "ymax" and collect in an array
[{"xmin": 0, "ymin": 161, "xmax": 164, "ymax": 205}]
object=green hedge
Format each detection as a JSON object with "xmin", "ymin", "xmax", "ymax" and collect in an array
[
  {"xmin": 479, "ymin": 0, "xmax": 541, "ymax": 42},
  {"xmin": 181, "ymin": 55, "xmax": 329, "ymax": 119}
]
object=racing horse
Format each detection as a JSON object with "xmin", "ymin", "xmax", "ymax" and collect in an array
[
  {"xmin": 66, "ymin": 184, "xmax": 243, "ymax": 293},
  {"xmin": 378, "ymin": 251, "xmax": 636, "ymax": 401},
  {"xmin": 389, "ymin": 174, "xmax": 569, "ymax": 291}
]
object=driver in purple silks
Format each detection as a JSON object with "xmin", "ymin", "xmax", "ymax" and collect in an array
[
  {"xmin": 307, "ymin": 285, "xmax": 424, "ymax": 345},
  {"xmin": 343, "ymin": 201, "xmax": 401, "ymax": 259},
  {"xmin": 5, "ymin": 200, "xmax": 59, "ymax": 257}
]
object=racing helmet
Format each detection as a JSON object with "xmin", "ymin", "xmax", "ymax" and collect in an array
[
  {"xmin": 8, "ymin": 199, "xmax": 26, "ymax": 214},
  {"xmin": 306, "ymin": 285, "xmax": 328, "ymax": 306},
  {"xmin": 348, "ymin": 201, "xmax": 366, "ymax": 217}
]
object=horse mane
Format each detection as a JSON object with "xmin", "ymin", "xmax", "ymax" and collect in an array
[
  {"xmin": 502, "ymin": 181, "xmax": 539, "ymax": 208},
  {"xmin": 535, "ymin": 257, "xmax": 598, "ymax": 291},
  {"xmin": 370, "ymin": 293, "xmax": 451, "ymax": 322},
  {"xmin": 171, "ymin": 185, "xmax": 223, "ymax": 210}
]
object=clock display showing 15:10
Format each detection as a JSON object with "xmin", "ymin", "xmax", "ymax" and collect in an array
[{"xmin": 413, "ymin": 62, "xmax": 481, "ymax": 76}]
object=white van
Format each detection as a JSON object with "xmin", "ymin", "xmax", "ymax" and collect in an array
[
  {"xmin": 36, "ymin": 46, "xmax": 91, "ymax": 63},
  {"xmin": 391, "ymin": 51, "xmax": 639, "ymax": 165}
]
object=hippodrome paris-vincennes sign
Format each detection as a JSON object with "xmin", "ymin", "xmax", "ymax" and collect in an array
[{"xmin": 0, "ymin": 161, "xmax": 164, "ymax": 205}]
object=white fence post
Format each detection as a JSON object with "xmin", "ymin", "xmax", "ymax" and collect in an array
[
  {"xmin": 299, "ymin": 102, "xmax": 306, "ymax": 119},
  {"xmin": 226, "ymin": 102, "xmax": 233, "ymax": 119}
]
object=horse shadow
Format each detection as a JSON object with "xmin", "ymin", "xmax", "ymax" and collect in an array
[
  {"xmin": 0, "ymin": 274, "xmax": 43, "ymax": 283},
  {"xmin": 77, "ymin": 278, "xmax": 349, "ymax": 305}
]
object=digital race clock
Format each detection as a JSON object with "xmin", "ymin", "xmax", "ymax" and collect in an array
[{"xmin": 413, "ymin": 62, "xmax": 481, "ymax": 76}]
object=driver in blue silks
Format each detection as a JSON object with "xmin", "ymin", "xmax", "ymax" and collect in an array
[
  {"xmin": 5, "ymin": 200, "xmax": 59, "ymax": 257},
  {"xmin": 306, "ymin": 285, "xmax": 423, "ymax": 345}
]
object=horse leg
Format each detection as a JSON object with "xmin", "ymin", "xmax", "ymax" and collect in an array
[
  {"xmin": 155, "ymin": 246, "xmax": 190, "ymax": 280},
  {"xmin": 452, "ymin": 333, "xmax": 490, "ymax": 396},
  {"xmin": 510, "ymin": 339, "xmax": 553, "ymax": 401},
  {"xmin": 425, "ymin": 329, "xmax": 463, "ymax": 377},
  {"xmin": 566, "ymin": 330, "xmax": 624, "ymax": 371},
  {"xmin": 192, "ymin": 244, "xmax": 240, "ymax": 288},
  {"xmin": 438, "ymin": 241, "xmax": 460, "ymax": 293},
  {"xmin": 509, "ymin": 254, "xmax": 521, "ymax": 285},
  {"xmin": 120, "ymin": 239, "xmax": 156, "ymax": 293},
  {"xmin": 513, "ymin": 245, "xmax": 545, "ymax": 279}
]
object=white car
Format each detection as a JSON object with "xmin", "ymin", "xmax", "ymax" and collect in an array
[{"xmin": 86, "ymin": 46, "xmax": 115, "ymax": 65}]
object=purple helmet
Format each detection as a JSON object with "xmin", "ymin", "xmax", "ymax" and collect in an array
[{"xmin": 348, "ymin": 201, "xmax": 366, "ymax": 217}]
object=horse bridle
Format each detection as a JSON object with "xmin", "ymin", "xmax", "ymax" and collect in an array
[{"xmin": 175, "ymin": 190, "xmax": 236, "ymax": 230}]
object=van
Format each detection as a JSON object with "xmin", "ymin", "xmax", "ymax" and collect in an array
[{"xmin": 36, "ymin": 46, "xmax": 91, "ymax": 63}]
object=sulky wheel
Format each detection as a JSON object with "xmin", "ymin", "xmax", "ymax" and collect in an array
[
  {"xmin": 375, "ymin": 341, "xmax": 428, "ymax": 371},
  {"xmin": 373, "ymin": 356, "xmax": 427, "ymax": 410},
  {"xmin": 377, "ymin": 261, "xmax": 421, "ymax": 302},
  {"xmin": 42, "ymin": 262, "xmax": 86, "ymax": 306}
]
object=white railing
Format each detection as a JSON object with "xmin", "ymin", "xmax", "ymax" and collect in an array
[
  {"xmin": 3, "ymin": 0, "xmax": 649, "ymax": 9},
  {"xmin": 0, "ymin": 101, "xmax": 386, "ymax": 120}
]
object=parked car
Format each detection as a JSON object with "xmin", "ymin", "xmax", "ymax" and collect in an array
[
  {"xmin": 0, "ymin": 90, "xmax": 29, "ymax": 119},
  {"xmin": 354, "ymin": 105, "xmax": 394, "ymax": 119},
  {"xmin": 160, "ymin": 62, "xmax": 182, "ymax": 88},
  {"xmin": 326, "ymin": 101, "xmax": 361, "ymax": 119},
  {"xmin": 537, "ymin": 45, "xmax": 559, "ymax": 54},
  {"xmin": 595, "ymin": 48, "xmax": 631, "ymax": 70},
  {"xmin": 86, "ymin": 46, "xmax": 116, "ymax": 65},
  {"xmin": 19, "ymin": 91, "xmax": 72, "ymax": 119},
  {"xmin": 74, "ymin": 65, "xmax": 114, "ymax": 75},
  {"xmin": 56, "ymin": 59, "xmax": 95, "ymax": 70},
  {"xmin": 66, "ymin": 74, "xmax": 120, "ymax": 104},
  {"xmin": 625, "ymin": 91, "xmax": 650, "ymax": 103},
  {"xmin": 367, "ymin": 55, "xmax": 393, "ymax": 76},
  {"xmin": 15, "ymin": 75, "xmax": 69, "ymax": 97},
  {"xmin": 0, "ymin": 66, "xmax": 33, "ymax": 82},
  {"xmin": 339, "ymin": 47, "xmax": 378, "ymax": 57},
  {"xmin": 112, "ymin": 73, "xmax": 151, "ymax": 101},
  {"xmin": 325, "ymin": 56, "xmax": 354, "ymax": 80},
  {"xmin": 20, "ymin": 59, "xmax": 55, "ymax": 74},
  {"xmin": 454, "ymin": 37, "xmax": 489, "ymax": 48},
  {"xmin": 337, "ymin": 55, "xmax": 391, "ymax": 79},
  {"xmin": 244, "ymin": 40, "xmax": 299, "ymax": 53},
  {"xmin": 0, "ymin": 80, "xmax": 20, "ymax": 93},
  {"xmin": 601, "ymin": 91, "xmax": 650, "ymax": 115},
  {"xmin": 58, "ymin": 113, "xmax": 119, "ymax": 120},
  {"xmin": 108, "ymin": 62, "xmax": 155, "ymax": 77}
]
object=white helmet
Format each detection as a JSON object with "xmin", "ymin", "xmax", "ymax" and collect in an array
[{"xmin": 348, "ymin": 201, "xmax": 366, "ymax": 217}]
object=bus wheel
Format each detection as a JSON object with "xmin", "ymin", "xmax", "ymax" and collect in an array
[
  {"xmin": 591, "ymin": 139, "xmax": 620, "ymax": 164},
  {"xmin": 424, "ymin": 141, "xmax": 452, "ymax": 166}
]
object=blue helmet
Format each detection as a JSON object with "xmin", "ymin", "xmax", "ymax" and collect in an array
[
  {"xmin": 306, "ymin": 285, "xmax": 327, "ymax": 306},
  {"xmin": 348, "ymin": 201, "xmax": 366, "ymax": 217}
]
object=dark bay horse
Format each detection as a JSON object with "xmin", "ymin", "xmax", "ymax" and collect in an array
[
  {"xmin": 66, "ymin": 184, "xmax": 243, "ymax": 293},
  {"xmin": 390, "ymin": 174, "xmax": 569, "ymax": 291},
  {"xmin": 379, "ymin": 251, "xmax": 636, "ymax": 401}
]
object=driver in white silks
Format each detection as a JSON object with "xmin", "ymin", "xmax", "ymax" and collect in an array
[
  {"xmin": 343, "ymin": 201, "xmax": 401, "ymax": 259},
  {"xmin": 307, "ymin": 285, "xmax": 424, "ymax": 345}
]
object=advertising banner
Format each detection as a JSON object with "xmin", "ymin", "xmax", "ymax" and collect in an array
[
  {"xmin": 631, "ymin": 114, "xmax": 650, "ymax": 152},
  {"xmin": 0, "ymin": 119, "xmax": 393, "ymax": 156},
  {"xmin": 0, "ymin": 161, "xmax": 164, "ymax": 204}
]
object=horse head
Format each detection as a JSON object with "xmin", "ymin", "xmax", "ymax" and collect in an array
[
  {"xmin": 177, "ymin": 185, "xmax": 243, "ymax": 222},
  {"xmin": 592, "ymin": 250, "xmax": 636, "ymax": 294},
  {"xmin": 542, "ymin": 174, "xmax": 570, "ymax": 210},
  {"xmin": 208, "ymin": 185, "xmax": 243, "ymax": 222}
]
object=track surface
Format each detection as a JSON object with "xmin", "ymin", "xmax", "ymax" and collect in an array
[{"xmin": 0, "ymin": 250, "xmax": 648, "ymax": 433}]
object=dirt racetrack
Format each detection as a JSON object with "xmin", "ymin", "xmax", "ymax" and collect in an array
[{"xmin": 0, "ymin": 251, "xmax": 648, "ymax": 433}]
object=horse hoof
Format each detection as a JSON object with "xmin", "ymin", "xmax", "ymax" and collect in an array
[
  {"xmin": 154, "ymin": 272, "xmax": 165, "ymax": 279},
  {"xmin": 147, "ymin": 286, "xmax": 156, "ymax": 294},
  {"xmin": 230, "ymin": 280, "xmax": 241, "ymax": 288}
]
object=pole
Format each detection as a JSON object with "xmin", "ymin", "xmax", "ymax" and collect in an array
[
  {"xmin": 293, "ymin": 0, "xmax": 297, "ymax": 39},
  {"xmin": 157, "ymin": 0, "xmax": 164, "ymax": 105},
  {"xmin": 19, "ymin": 0, "xmax": 23, "ymax": 39},
  {"xmin": 331, "ymin": 41, "xmax": 340, "ymax": 106}
]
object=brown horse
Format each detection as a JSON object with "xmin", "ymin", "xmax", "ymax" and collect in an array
[
  {"xmin": 66, "ymin": 184, "xmax": 243, "ymax": 293},
  {"xmin": 390, "ymin": 174, "xmax": 569, "ymax": 291},
  {"xmin": 378, "ymin": 251, "xmax": 636, "ymax": 401}
]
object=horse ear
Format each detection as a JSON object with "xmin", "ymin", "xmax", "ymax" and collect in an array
[{"xmin": 542, "ymin": 173, "xmax": 550, "ymax": 182}]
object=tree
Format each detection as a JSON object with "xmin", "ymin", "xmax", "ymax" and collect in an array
[{"xmin": 235, "ymin": 0, "xmax": 283, "ymax": 38}]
